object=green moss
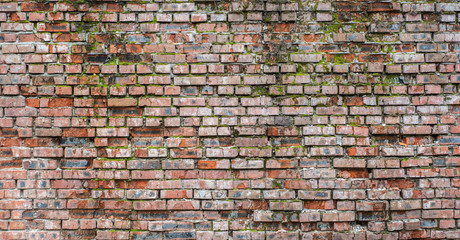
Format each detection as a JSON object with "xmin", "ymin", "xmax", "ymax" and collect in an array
[
  {"xmin": 272, "ymin": 180, "xmax": 283, "ymax": 189},
  {"xmin": 253, "ymin": 86, "xmax": 266, "ymax": 96}
]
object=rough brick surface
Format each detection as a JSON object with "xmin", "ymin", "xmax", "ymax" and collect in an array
[{"xmin": 0, "ymin": 0, "xmax": 459, "ymax": 239}]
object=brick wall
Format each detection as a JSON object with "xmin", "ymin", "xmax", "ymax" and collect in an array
[{"xmin": 0, "ymin": 0, "xmax": 459, "ymax": 239}]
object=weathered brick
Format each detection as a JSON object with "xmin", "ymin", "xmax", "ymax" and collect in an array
[
  {"xmin": 369, "ymin": 2, "xmax": 400, "ymax": 11},
  {"xmin": 390, "ymin": 200, "xmax": 421, "ymax": 210},
  {"xmin": 290, "ymin": 54, "xmax": 322, "ymax": 62},
  {"xmin": 0, "ymin": 0, "xmax": 456, "ymax": 237},
  {"xmin": 333, "ymin": 33, "xmax": 365, "ymax": 42},
  {"xmin": 333, "ymin": 159, "xmax": 366, "ymax": 168},
  {"xmin": 33, "ymin": 148, "xmax": 63, "ymax": 158},
  {"xmin": 393, "ymin": 54, "xmax": 424, "ymax": 63}
]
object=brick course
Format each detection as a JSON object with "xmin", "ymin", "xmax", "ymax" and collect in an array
[{"xmin": 0, "ymin": 0, "xmax": 459, "ymax": 239}]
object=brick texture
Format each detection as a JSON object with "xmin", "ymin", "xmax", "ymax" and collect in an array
[{"xmin": 0, "ymin": 0, "xmax": 459, "ymax": 239}]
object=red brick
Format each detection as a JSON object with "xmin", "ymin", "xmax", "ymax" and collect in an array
[
  {"xmin": 0, "ymin": 1, "xmax": 457, "ymax": 236},
  {"xmin": 21, "ymin": 3, "xmax": 53, "ymax": 12}
]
